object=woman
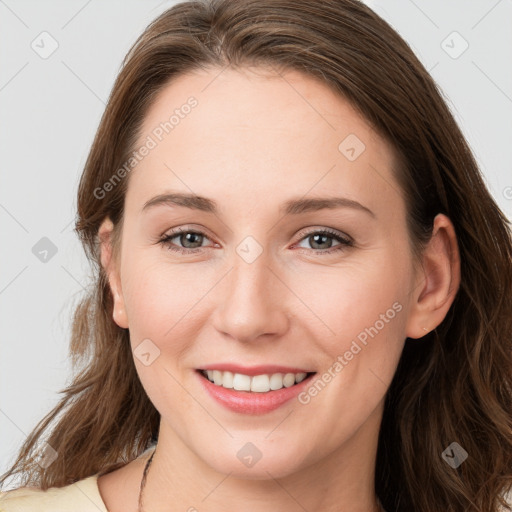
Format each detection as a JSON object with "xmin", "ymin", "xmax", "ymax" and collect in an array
[{"xmin": 1, "ymin": 0, "xmax": 511, "ymax": 511}]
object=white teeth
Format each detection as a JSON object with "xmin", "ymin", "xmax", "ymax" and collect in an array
[
  {"xmin": 269, "ymin": 373, "xmax": 284, "ymax": 390},
  {"xmin": 295, "ymin": 372, "xmax": 307, "ymax": 383},
  {"xmin": 283, "ymin": 373, "xmax": 296, "ymax": 388},
  {"xmin": 222, "ymin": 371, "xmax": 234, "ymax": 389},
  {"xmin": 213, "ymin": 370, "xmax": 223, "ymax": 386},
  {"xmin": 202, "ymin": 370, "xmax": 310, "ymax": 392},
  {"xmin": 233, "ymin": 373, "xmax": 251, "ymax": 391},
  {"xmin": 251, "ymin": 374, "xmax": 270, "ymax": 393}
]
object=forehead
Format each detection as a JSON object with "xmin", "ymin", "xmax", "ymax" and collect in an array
[{"xmin": 126, "ymin": 66, "xmax": 403, "ymax": 218}]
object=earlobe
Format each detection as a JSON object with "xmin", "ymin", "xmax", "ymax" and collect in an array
[
  {"xmin": 406, "ymin": 214, "xmax": 461, "ymax": 339},
  {"xmin": 98, "ymin": 217, "xmax": 129, "ymax": 329}
]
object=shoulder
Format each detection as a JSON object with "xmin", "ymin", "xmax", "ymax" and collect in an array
[{"xmin": 0, "ymin": 474, "xmax": 108, "ymax": 512}]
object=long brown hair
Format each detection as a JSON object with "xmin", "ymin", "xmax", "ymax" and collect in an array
[{"xmin": 2, "ymin": 1, "xmax": 511, "ymax": 510}]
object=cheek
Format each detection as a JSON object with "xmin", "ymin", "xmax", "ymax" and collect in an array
[
  {"xmin": 297, "ymin": 255, "xmax": 410, "ymax": 347},
  {"xmin": 119, "ymin": 257, "xmax": 215, "ymax": 413},
  {"xmin": 295, "ymin": 252, "xmax": 411, "ymax": 413},
  {"xmin": 120, "ymin": 254, "xmax": 219, "ymax": 343}
]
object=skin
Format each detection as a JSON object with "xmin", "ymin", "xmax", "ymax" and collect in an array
[{"xmin": 96, "ymin": 66, "xmax": 460, "ymax": 512}]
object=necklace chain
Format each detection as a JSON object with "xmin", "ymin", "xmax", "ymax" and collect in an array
[
  {"xmin": 137, "ymin": 447, "xmax": 386, "ymax": 512},
  {"xmin": 138, "ymin": 449, "xmax": 155, "ymax": 512}
]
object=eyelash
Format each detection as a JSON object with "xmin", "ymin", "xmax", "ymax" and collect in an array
[{"xmin": 158, "ymin": 227, "xmax": 353, "ymax": 256}]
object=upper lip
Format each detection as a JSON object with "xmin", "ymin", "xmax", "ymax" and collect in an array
[{"xmin": 198, "ymin": 364, "xmax": 315, "ymax": 376}]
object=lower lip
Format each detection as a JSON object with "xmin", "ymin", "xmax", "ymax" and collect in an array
[{"xmin": 196, "ymin": 370, "xmax": 316, "ymax": 415}]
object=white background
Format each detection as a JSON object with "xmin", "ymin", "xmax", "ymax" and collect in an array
[{"xmin": 1, "ymin": 0, "xmax": 511, "ymax": 486}]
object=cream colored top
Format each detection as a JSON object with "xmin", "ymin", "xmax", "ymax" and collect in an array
[{"xmin": 0, "ymin": 474, "xmax": 108, "ymax": 512}]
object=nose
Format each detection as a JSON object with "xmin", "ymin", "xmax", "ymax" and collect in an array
[{"xmin": 211, "ymin": 246, "xmax": 290, "ymax": 344}]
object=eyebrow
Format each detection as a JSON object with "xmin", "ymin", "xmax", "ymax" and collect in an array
[{"xmin": 141, "ymin": 192, "xmax": 375, "ymax": 218}]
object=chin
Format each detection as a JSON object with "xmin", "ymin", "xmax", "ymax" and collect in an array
[{"xmin": 201, "ymin": 443, "xmax": 308, "ymax": 480}]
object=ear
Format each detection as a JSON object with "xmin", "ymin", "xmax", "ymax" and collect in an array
[
  {"xmin": 405, "ymin": 213, "xmax": 461, "ymax": 339},
  {"xmin": 98, "ymin": 217, "xmax": 129, "ymax": 329}
]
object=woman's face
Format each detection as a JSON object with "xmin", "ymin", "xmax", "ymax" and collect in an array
[{"xmin": 102, "ymin": 66, "xmax": 426, "ymax": 478}]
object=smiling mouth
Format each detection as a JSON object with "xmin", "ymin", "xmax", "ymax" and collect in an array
[{"xmin": 197, "ymin": 369, "xmax": 316, "ymax": 393}]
